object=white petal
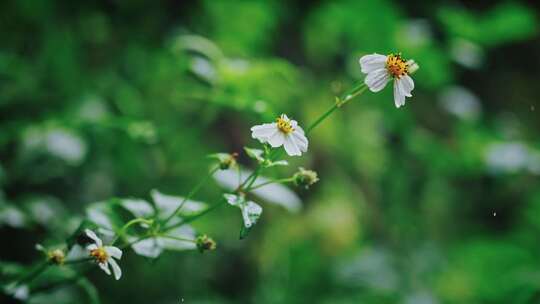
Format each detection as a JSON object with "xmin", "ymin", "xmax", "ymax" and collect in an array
[
  {"xmin": 283, "ymin": 136, "xmax": 301, "ymax": 156},
  {"xmin": 291, "ymin": 131, "xmax": 308, "ymax": 152},
  {"xmin": 108, "ymin": 258, "xmax": 122, "ymax": 280},
  {"xmin": 241, "ymin": 201, "xmax": 262, "ymax": 228},
  {"xmin": 251, "ymin": 123, "xmax": 278, "ymax": 140},
  {"xmin": 85, "ymin": 229, "xmax": 102, "ymax": 247},
  {"xmin": 365, "ymin": 68, "xmax": 390, "ymax": 92},
  {"xmin": 393, "ymin": 79, "xmax": 406, "ymax": 108},
  {"xmin": 359, "ymin": 54, "xmax": 387, "ymax": 74},
  {"xmin": 400, "ymin": 75, "xmax": 414, "ymax": 97},
  {"xmin": 98, "ymin": 261, "xmax": 111, "ymax": 275},
  {"xmin": 104, "ymin": 246, "xmax": 122, "ymax": 259},
  {"xmin": 86, "ymin": 244, "xmax": 98, "ymax": 251},
  {"xmin": 267, "ymin": 131, "xmax": 285, "ymax": 147},
  {"xmin": 294, "ymin": 123, "xmax": 305, "ymax": 135}
]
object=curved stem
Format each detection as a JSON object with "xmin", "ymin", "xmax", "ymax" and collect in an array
[
  {"xmin": 306, "ymin": 83, "xmax": 367, "ymax": 134},
  {"xmin": 248, "ymin": 177, "xmax": 294, "ymax": 191},
  {"xmin": 11, "ymin": 261, "xmax": 50, "ymax": 287},
  {"xmin": 113, "ymin": 217, "xmax": 154, "ymax": 245},
  {"xmin": 164, "ymin": 197, "xmax": 226, "ymax": 231},
  {"xmin": 111, "ymin": 217, "xmax": 154, "ymax": 245},
  {"xmin": 162, "ymin": 166, "xmax": 219, "ymax": 225},
  {"xmin": 158, "ymin": 234, "xmax": 196, "ymax": 243}
]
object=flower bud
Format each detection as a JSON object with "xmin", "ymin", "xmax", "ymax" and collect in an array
[
  {"xmin": 47, "ymin": 249, "xmax": 65, "ymax": 265},
  {"xmin": 213, "ymin": 152, "xmax": 238, "ymax": 170},
  {"xmin": 293, "ymin": 167, "xmax": 319, "ymax": 189},
  {"xmin": 196, "ymin": 234, "xmax": 217, "ymax": 253}
]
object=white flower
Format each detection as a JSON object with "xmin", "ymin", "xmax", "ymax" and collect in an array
[
  {"xmin": 85, "ymin": 229, "xmax": 123, "ymax": 280},
  {"xmin": 250, "ymin": 114, "xmax": 308, "ymax": 156},
  {"xmin": 359, "ymin": 53, "xmax": 418, "ymax": 108},
  {"xmin": 224, "ymin": 194, "xmax": 262, "ymax": 228}
]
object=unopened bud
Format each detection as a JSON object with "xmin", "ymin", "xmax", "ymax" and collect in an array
[
  {"xmin": 47, "ymin": 249, "xmax": 65, "ymax": 265},
  {"xmin": 196, "ymin": 235, "xmax": 217, "ymax": 253},
  {"xmin": 216, "ymin": 153, "xmax": 238, "ymax": 170},
  {"xmin": 293, "ymin": 167, "xmax": 319, "ymax": 189}
]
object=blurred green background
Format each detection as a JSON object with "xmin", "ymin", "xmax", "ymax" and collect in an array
[{"xmin": 1, "ymin": 0, "xmax": 540, "ymax": 303}]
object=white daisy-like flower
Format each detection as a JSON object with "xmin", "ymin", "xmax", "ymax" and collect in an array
[
  {"xmin": 250, "ymin": 114, "xmax": 308, "ymax": 156},
  {"xmin": 359, "ymin": 53, "xmax": 418, "ymax": 108},
  {"xmin": 85, "ymin": 229, "xmax": 123, "ymax": 280}
]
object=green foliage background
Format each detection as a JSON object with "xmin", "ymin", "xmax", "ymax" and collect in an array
[{"xmin": 1, "ymin": 0, "xmax": 539, "ymax": 303}]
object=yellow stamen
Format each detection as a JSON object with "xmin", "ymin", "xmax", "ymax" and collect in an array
[
  {"xmin": 386, "ymin": 53, "xmax": 408, "ymax": 78},
  {"xmin": 276, "ymin": 116, "xmax": 294, "ymax": 134},
  {"xmin": 90, "ymin": 247, "xmax": 108, "ymax": 263}
]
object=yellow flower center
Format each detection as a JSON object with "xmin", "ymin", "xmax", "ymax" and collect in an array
[
  {"xmin": 386, "ymin": 54, "xmax": 408, "ymax": 78},
  {"xmin": 276, "ymin": 116, "xmax": 294, "ymax": 134},
  {"xmin": 90, "ymin": 247, "xmax": 108, "ymax": 263}
]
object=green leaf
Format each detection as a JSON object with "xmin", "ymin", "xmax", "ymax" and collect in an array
[{"xmin": 239, "ymin": 225, "xmax": 253, "ymax": 240}]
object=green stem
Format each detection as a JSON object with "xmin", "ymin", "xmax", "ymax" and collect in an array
[
  {"xmin": 248, "ymin": 177, "xmax": 294, "ymax": 191},
  {"xmin": 113, "ymin": 217, "xmax": 154, "ymax": 245},
  {"xmin": 158, "ymin": 234, "xmax": 197, "ymax": 243},
  {"xmin": 306, "ymin": 83, "xmax": 367, "ymax": 134},
  {"xmin": 63, "ymin": 257, "xmax": 93, "ymax": 265},
  {"xmin": 162, "ymin": 166, "xmax": 219, "ymax": 225},
  {"xmin": 12, "ymin": 260, "xmax": 50, "ymax": 287},
  {"xmin": 241, "ymin": 85, "xmax": 368, "ymax": 191},
  {"xmin": 164, "ymin": 197, "xmax": 226, "ymax": 231}
]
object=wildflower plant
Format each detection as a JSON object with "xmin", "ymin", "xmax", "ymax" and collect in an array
[{"xmin": 1, "ymin": 51, "xmax": 418, "ymax": 301}]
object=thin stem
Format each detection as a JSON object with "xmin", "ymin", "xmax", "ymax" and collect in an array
[
  {"xmin": 164, "ymin": 197, "xmax": 226, "ymax": 231},
  {"xmin": 112, "ymin": 217, "xmax": 154, "ymax": 245},
  {"xmin": 306, "ymin": 83, "xmax": 367, "ymax": 134},
  {"xmin": 243, "ymin": 167, "xmax": 262, "ymax": 190},
  {"xmin": 162, "ymin": 166, "xmax": 219, "ymax": 225},
  {"xmin": 11, "ymin": 260, "xmax": 50, "ymax": 287},
  {"xmin": 248, "ymin": 177, "xmax": 294, "ymax": 191},
  {"xmin": 158, "ymin": 234, "xmax": 196, "ymax": 243}
]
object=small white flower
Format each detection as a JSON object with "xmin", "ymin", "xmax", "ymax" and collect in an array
[
  {"xmin": 85, "ymin": 229, "xmax": 123, "ymax": 280},
  {"xmin": 224, "ymin": 194, "xmax": 262, "ymax": 228},
  {"xmin": 250, "ymin": 114, "xmax": 308, "ymax": 156},
  {"xmin": 359, "ymin": 53, "xmax": 418, "ymax": 108}
]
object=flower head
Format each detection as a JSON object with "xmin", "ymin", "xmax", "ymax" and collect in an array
[
  {"xmin": 85, "ymin": 229, "xmax": 123, "ymax": 280},
  {"xmin": 359, "ymin": 53, "xmax": 418, "ymax": 108},
  {"xmin": 293, "ymin": 167, "xmax": 319, "ymax": 189},
  {"xmin": 251, "ymin": 114, "xmax": 308, "ymax": 156},
  {"xmin": 196, "ymin": 234, "xmax": 217, "ymax": 253},
  {"xmin": 48, "ymin": 249, "xmax": 65, "ymax": 265}
]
